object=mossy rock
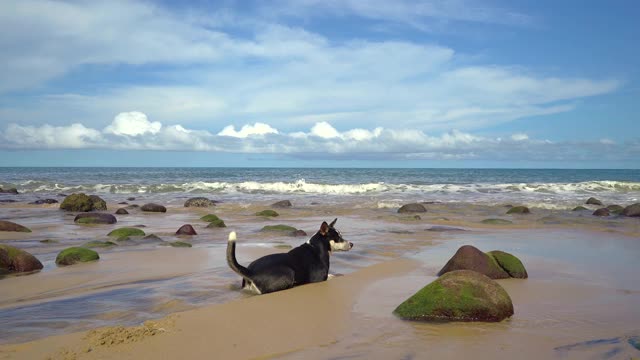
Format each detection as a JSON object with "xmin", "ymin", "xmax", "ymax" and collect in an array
[
  {"xmin": 261, "ymin": 225, "xmax": 297, "ymax": 232},
  {"xmin": 83, "ymin": 241, "xmax": 117, "ymax": 248},
  {"xmin": 39, "ymin": 239, "xmax": 58, "ymax": 244},
  {"xmin": 398, "ymin": 203, "xmax": 427, "ymax": 213},
  {"xmin": 572, "ymin": 206, "xmax": 589, "ymax": 211},
  {"xmin": 184, "ymin": 197, "xmax": 216, "ymax": 207},
  {"xmin": 107, "ymin": 227, "xmax": 146, "ymax": 238},
  {"xmin": 74, "ymin": 213, "xmax": 117, "ymax": 224},
  {"xmin": 586, "ymin": 197, "xmax": 603, "ymax": 206},
  {"xmin": 506, "ymin": 206, "xmax": 530, "ymax": 214},
  {"xmin": 60, "ymin": 193, "xmax": 106, "ymax": 212},
  {"xmin": 55, "ymin": 247, "xmax": 99, "ymax": 266},
  {"xmin": 438, "ymin": 245, "xmax": 510, "ymax": 279},
  {"xmin": 256, "ymin": 209, "xmax": 279, "ymax": 217},
  {"xmin": 606, "ymin": 204, "xmax": 624, "ymax": 215},
  {"xmin": 487, "ymin": 251, "xmax": 528, "ymax": 279},
  {"xmin": 200, "ymin": 214, "xmax": 221, "ymax": 222},
  {"xmin": 0, "ymin": 220, "xmax": 32, "ymax": 233},
  {"xmin": 206, "ymin": 219, "xmax": 226, "ymax": 228},
  {"xmin": 480, "ymin": 218, "xmax": 513, "ymax": 225},
  {"xmin": 0, "ymin": 244, "xmax": 44, "ymax": 273},
  {"xmin": 622, "ymin": 203, "xmax": 640, "ymax": 217},
  {"xmin": 141, "ymin": 203, "xmax": 167, "ymax": 213},
  {"xmin": 169, "ymin": 241, "xmax": 192, "ymax": 248},
  {"xmin": 393, "ymin": 270, "xmax": 514, "ymax": 322}
]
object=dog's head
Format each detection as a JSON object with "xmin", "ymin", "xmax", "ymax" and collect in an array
[{"xmin": 319, "ymin": 218, "xmax": 353, "ymax": 252}]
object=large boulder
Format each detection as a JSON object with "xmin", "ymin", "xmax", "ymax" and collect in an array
[
  {"xmin": 506, "ymin": 206, "xmax": 530, "ymax": 214},
  {"xmin": 176, "ymin": 224, "xmax": 197, "ymax": 235},
  {"xmin": 60, "ymin": 193, "xmax": 107, "ymax": 212},
  {"xmin": 74, "ymin": 213, "xmax": 117, "ymax": 224},
  {"xmin": 393, "ymin": 270, "xmax": 514, "ymax": 322},
  {"xmin": 622, "ymin": 203, "xmax": 640, "ymax": 217},
  {"xmin": 0, "ymin": 245, "xmax": 43, "ymax": 274},
  {"xmin": 398, "ymin": 203, "xmax": 427, "ymax": 213},
  {"xmin": 55, "ymin": 247, "xmax": 99, "ymax": 266},
  {"xmin": 592, "ymin": 208, "xmax": 610, "ymax": 217},
  {"xmin": 141, "ymin": 203, "xmax": 167, "ymax": 213},
  {"xmin": 438, "ymin": 245, "xmax": 510, "ymax": 279},
  {"xmin": 0, "ymin": 220, "xmax": 32, "ymax": 233},
  {"xmin": 271, "ymin": 200, "xmax": 292, "ymax": 208},
  {"xmin": 486, "ymin": 250, "xmax": 528, "ymax": 279},
  {"xmin": 184, "ymin": 197, "xmax": 216, "ymax": 208},
  {"xmin": 606, "ymin": 204, "xmax": 624, "ymax": 215},
  {"xmin": 586, "ymin": 197, "xmax": 603, "ymax": 206}
]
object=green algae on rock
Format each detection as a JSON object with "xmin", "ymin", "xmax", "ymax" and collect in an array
[
  {"xmin": 256, "ymin": 210, "xmax": 279, "ymax": 217},
  {"xmin": 200, "ymin": 214, "xmax": 221, "ymax": 222},
  {"xmin": 487, "ymin": 250, "xmax": 528, "ymax": 279},
  {"xmin": 107, "ymin": 227, "xmax": 146, "ymax": 237},
  {"xmin": 506, "ymin": 206, "xmax": 530, "ymax": 214},
  {"xmin": 55, "ymin": 247, "xmax": 99, "ymax": 266},
  {"xmin": 261, "ymin": 225, "xmax": 297, "ymax": 232},
  {"xmin": 438, "ymin": 245, "xmax": 510, "ymax": 279},
  {"xmin": 60, "ymin": 193, "xmax": 107, "ymax": 212},
  {"xmin": 393, "ymin": 270, "xmax": 514, "ymax": 322},
  {"xmin": 572, "ymin": 206, "xmax": 589, "ymax": 211},
  {"xmin": 480, "ymin": 218, "xmax": 513, "ymax": 225},
  {"xmin": 0, "ymin": 220, "xmax": 32, "ymax": 233},
  {"xmin": 0, "ymin": 244, "xmax": 43, "ymax": 274},
  {"xmin": 74, "ymin": 213, "xmax": 117, "ymax": 224},
  {"xmin": 169, "ymin": 241, "xmax": 192, "ymax": 248},
  {"xmin": 206, "ymin": 219, "xmax": 226, "ymax": 228}
]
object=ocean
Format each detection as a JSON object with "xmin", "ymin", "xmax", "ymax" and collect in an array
[{"xmin": 1, "ymin": 167, "xmax": 639, "ymax": 209}]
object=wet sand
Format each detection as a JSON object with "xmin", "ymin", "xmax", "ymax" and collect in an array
[{"xmin": 1, "ymin": 199, "xmax": 640, "ymax": 359}]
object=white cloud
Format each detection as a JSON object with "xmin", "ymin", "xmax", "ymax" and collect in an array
[
  {"xmin": 511, "ymin": 133, "xmax": 529, "ymax": 141},
  {"xmin": 218, "ymin": 122, "xmax": 279, "ymax": 138},
  {"xmin": 3, "ymin": 123, "xmax": 103, "ymax": 149},
  {"xmin": 104, "ymin": 111, "xmax": 162, "ymax": 136},
  {"xmin": 310, "ymin": 122, "xmax": 341, "ymax": 139}
]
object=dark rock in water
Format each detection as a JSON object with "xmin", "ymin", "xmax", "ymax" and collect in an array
[
  {"xmin": 393, "ymin": 270, "xmax": 514, "ymax": 322},
  {"xmin": 115, "ymin": 208, "xmax": 129, "ymax": 215},
  {"xmin": 261, "ymin": 225, "xmax": 297, "ymax": 233},
  {"xmin": 438, "ymin": 245, "xmax": 510, "ymax": 279},
  {"xmin": 118, "ymin": 202, "xmax": 128, "ymax": 205},
  {"xmin": 504, "ymin": 204, "xmax": 513, "ymax": 208},
  {"xmin": 622, "ymin": 203, "xmax": 640, "ymax": 217},
  {"xmin": 143, "ymin": 234, "xmax": 163, "ymax": 242},
  {"xmin": 127, "ymin": 197, "xmax": 136, "ymax": 201},
  {"xmin": 184, "ymin": 197, "xmax": 216, "ymax": 208},
  {"xmin": 427, "ymin": 226, "xmax": 466, "ymax": 232},
  {"xmin": 398, "ymin": 203, "xmax": 427, "ymax": 213},
  {"xmin": 206, "ymin": 219, "xmax": 226, "ymax": 228},
  {"xmin": 256, "ymin": 209, "xmax": 279, "ymax": 217},
  {"xmin": 572, "ymin": 206, "xmax": 589, "ymax": 211},
  {"xmin": 60, "ymin": 193, "xmax": 107, "ymax": 212},
  {"xmin": 133, "ymin": 224, "xmax": 146, "ymax": 228},
  {"xmin": 0, "ymin": 188, "xmax": 19, "ymax": 194},
  {"xmin": 0, "ymin": 244, "xmax": 43, "ymax": 274},
  {"xmin": 58, "ymin": 193, "xmax": 68, "ymax": 197},
  {"xmin": 176, "ymin": 224, "xmax": 197, "ymax": 235},
  {"xmin": 292, "ymin": 229, "xmax": 307, "ymax": 237},
  {"xmin": 586, "ymin": 197, "xmax": 603, "ymax": 206},
  {"xmin": 201, "ymin": 214, "xmax": 221, "ymax": 222},
  {"xmin": 606, "ymin": 204, "xmax": 624, "ymax": 215},
  {"xmin": 29, "ymin": 199, "xmax": 59, "ymax": 205},
  {"xmin": 108, "ymin": 227, "xmax": 145, "ymax": 237},
  {"xmin": 271, "ymin": 200, "xmax": 292, "ymax": 208},
  {"xmin": 481, "ymin": 218, "xmax": 513, "ymax": 225},
  {"xmin": 141, "ymin": 203, "xmax": 166, "ymax": 213},
  {"xmin": 592, "ymin": 208, "xmax": 610, "ymax": 217},
  {"xmin": 83, "ymin": 241, "xmax": 117, "ymax": 248},
  {"xmin": 0, "ymin": 220, "xmax": 32, "ymax": 232},
  {"xmin": 126, "ymin": 204, "xmax": 140, "ymax": 209},
  {"xmin": 0, "ymin": 200, "xmax": 17, "ymax": 203},
  {"xmin": 39, "ymin": 239, "xmax": 58, "ymax": 244},
  {"xmin": 487, "ymin": 251, "xmax": 528, "ymax": 279},
  {"xmin": 412, "ymin": 215, "xmax": 422, "ymax": 220},
  {"xmin": 55, "ymin": 247, "xmax": 99, "ymax": 266},
  {"xmin": 169, "ymin": 241, "xmax": 192, "ymax": 248},
  {"xmin": 74, "ymin": 213, "xmax": 117, "ymax": 224},
  {"xmin": 506, "ymin": 206, "xmax": 530, "ymax": 214}
]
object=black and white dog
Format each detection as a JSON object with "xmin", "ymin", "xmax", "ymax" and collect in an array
[{"xmin": 226, "ymin": 218, "xmax": 353, "ymax": 294}]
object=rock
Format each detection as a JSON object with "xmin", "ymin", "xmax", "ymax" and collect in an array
[
  {"xmin": 115, "ymin": 208, "xmax": 129, "ymax": 215},
  {"xmin": 398, "ymin": 203, "xmax": 427, "ymax": 213},
  {"xmin": 437, "ymin": 245, "xmax": 510, "ymax": 279},
  {"xmin": 126, "ymin": 204, "xmax": 140, "ymax": 209},
  {"xmin": 60, "ymin": 193, "xmax": 107, "ymax": 212},
  {"xmin": 74, "ymin": 213, "xmax": 117, "ymax": 224},
  {"xmin": 118, "ymin": 202, "xmax": 128, "ymax": 205},
  {"xmin": 176, "ymin": 224, "xmax": 197, "ymax": 235},
  {"xmin": 271, "ymin": 200, "xmax": 292, "ymax": 208},
  {"xmin": 169, "ymin": 241, "xmax": 192, "ymax": 248},
  {"xmin": 393, "ymin": 270, "xmax": 514, "ymax": 322},
  {"xmin": 427, "ymin": 226, "xmax": 466, "ymax": 232},
  {"xmin": 592, "ymin": 208, "xmax": 610, "ymax": 217},
  {"xmin": 292, "ymin": 229, "xmax": 307, "ymax": 237},
  {"xmin": 486, "ymin": 251, "xmax": 528, "ymax": 279},
  {"xmin": 606, "ymin": 204, "xmax": 624, "ymax": 215},
  {"xmin": 39, "ymin": 239, "xmax": 58, "ymax": 244},
  {"xmin": 622, "ymin": 203, "xmax": 640, "ymax": 217},
  {"xmin": 184, "ymin": 197, "xmax": 216, "ymax": 208},
  {"xmin": 0, "ymin": 188, "xmax": 19, "ymax": 194},
  {"xmin": 572, "ymin": 206, "xmax": 589, "ymax": 211},
  {"xmin": 205, "ymin": 220, "xmax": 226, "ymax": 228},
  {"xmin": 127, "ymin": 197, "xmax": 136, "ymax": 201},
  {"xmin": 0, "ymin": 245, "xmax": 43, "ymax": 273},
  {"xmin": 108, "ymin": 227, "xmax": 145, "ymax": 237},
  {"xmin": 29, "ymin": 199, "xmax": 59, "ymax": 205},
  {"xmin": 83, "ymin": 241, "xmax": 117, "ymax": 248},
  {"xmin": 256, "ymin": 210, "xmax": 279, "ymax": 217},
  {"xmin": 0, "ymin": 220, "xmax": 32, "ymax": 233},
  {"xmin": 261, "ymin": 225, "xmax": 298, "ymax": 233},
  {"xmin": 141, "ymin": 203, "xmax": 166, "ymax": 213},
  {"xmin": 480, "ymin": 219, "xmax": 513, "ymax": 225},
  {"xmin": 133, "ymin": 224, "xmax": 146, "ymax": 228},
  {"xmin": 0, "ymin": 200, "xmax": 17, "ymax": 203},
  {"xmin": 143, "ymin": 234, "xmax": 163, "ymax": 242},
  {"xmin": 55, "ymin": 247, "xmax": 99, "ymax": 266},
  {"xmin": 506, "ymin": 206, "xmax": 530, "ymax": 214},
  {"xmin": 586, "ymin": 197, "xmax": 603, "ymax": 206},
  {"xmin": 201, "ymin": 214, "xmax": 220, "ymax": 222}
]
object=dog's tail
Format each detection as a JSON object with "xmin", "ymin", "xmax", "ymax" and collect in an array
[{"xmin": 226, "ymin": 232, "xmax": 253, "ymax": 284}]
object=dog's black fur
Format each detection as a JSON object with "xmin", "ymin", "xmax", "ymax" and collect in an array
[{"xmin": 227, "ymin": 218, "xmax": 353, "ymax": 294}]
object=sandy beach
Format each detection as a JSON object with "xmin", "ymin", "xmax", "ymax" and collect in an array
[{"xmin": 1, "ymin": 197, "xmax": 640, "ymax": 360}]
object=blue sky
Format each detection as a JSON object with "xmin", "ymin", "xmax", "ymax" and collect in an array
[{"xmin": 0, "ymin": 0, "xmax": 638, "ymax": 168}]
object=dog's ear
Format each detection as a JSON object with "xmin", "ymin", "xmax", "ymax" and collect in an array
[
  {"xmin": 320, "ymin": 221, "xmax": 329, "ymax": 235},
  {"xmin": 329, "ymin": 218, "xmax": 337, "ymax": 227}
]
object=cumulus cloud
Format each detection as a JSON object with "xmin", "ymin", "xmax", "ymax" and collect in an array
[
  {"xmin": 511, "ymin": 133, "xmax": 529, "ymax": 141},
  {"xmin": 104, "ymin": 111, "xmax": 162, "ymax": 136},
  {"xmin": 218, "ymin": 122, "xmax": 279, "ymax": 138}
]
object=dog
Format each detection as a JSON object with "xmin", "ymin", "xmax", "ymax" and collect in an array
[{"xmin": 227, "ymin": 218, "xmax": 353, "ymax": 294}]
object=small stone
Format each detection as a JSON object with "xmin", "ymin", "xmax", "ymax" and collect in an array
[
  {"xmin": 506, "ymin": 206, "xmax": 530, "ymax": 214},
  {"xmin": 115, "ymin": 208, "xmax": 129, "ymax": 215},
  {"xmin": 141, "ymin": 203, "xmax": 167, "ymax": 213},
  {"xmin": 176, "ymin": 224, "xmax": 197, "ymax": 235},
  {"xmin": 74, "ymin": 213, "xmax": 117, "ymax": 224},
  {"xmin": 271, "ymin": 200, "xmax": 292, "ymax": 208},
  {"xmin": 398, "ymin": 203, "xmax": 427, "ymax": 213},
  {"xmin": 256, "ymin": 209, "xmax": 279, "ymax": 217},
  {"xmin": 592, "ymin": 208, "xmax": 610, "ymax": 217},
  {"xmin": 586, "ymin": 197, "xmax": 603, "ymax": 206}
]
